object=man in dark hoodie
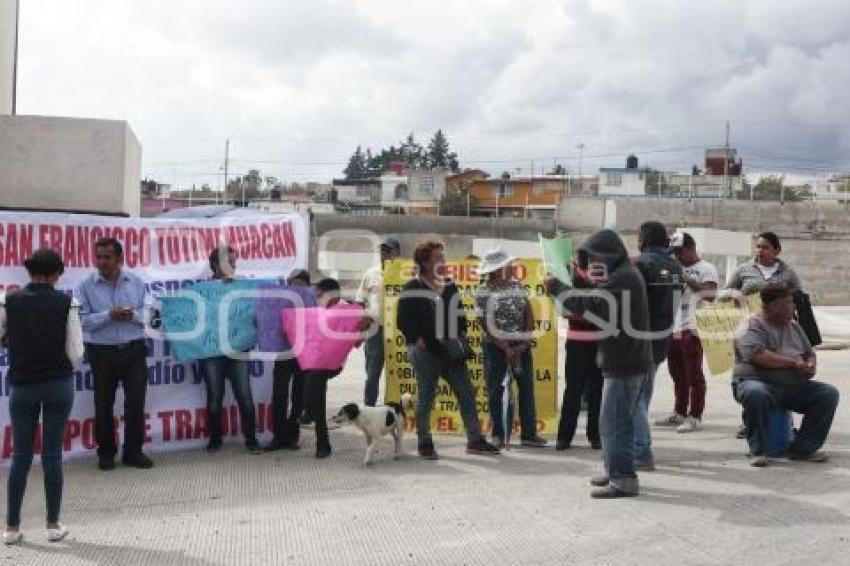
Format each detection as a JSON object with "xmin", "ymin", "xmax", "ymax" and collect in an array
[
  {"xmin": 633, "ymin": 221, "xmax": 682, "ymax": 469},
  {"xmin": 546, "ymin": 229, "xmax": 654, "ymax": 498}
]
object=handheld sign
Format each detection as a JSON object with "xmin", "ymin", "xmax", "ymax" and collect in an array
[{"xmin": 160, "ymin": 278, "xmax": 276, "ymax": 361}]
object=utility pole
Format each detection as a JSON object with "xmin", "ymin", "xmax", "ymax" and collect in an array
[
  {"xmin": 723, "ymin": 120, "xmax": 730, "ymax": 199},
  {"xmin": 11, "ymin": 0, "xmax": 19, "ymax": 114},
  {"xmin": 577, "ymin": 143, "xmax": 585, "ymax": 183},
  {"xmin": 223, "ymin": 138, "xmax": 230, "ymax": 205}
]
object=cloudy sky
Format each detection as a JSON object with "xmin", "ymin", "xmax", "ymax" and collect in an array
[{"xmin": 17, "ymin": 0, "xmax": 850, "ymax": 187}]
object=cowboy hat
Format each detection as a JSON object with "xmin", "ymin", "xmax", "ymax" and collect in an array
[{"xmin": 478, "ymin": 249, "xmax": 516, "ymax": 275}]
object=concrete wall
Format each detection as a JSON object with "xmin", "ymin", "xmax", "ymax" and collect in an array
[
  {"xmin": 0, "ymin": 0, "xmax": 16, "ymax": 115},
  {"xmin": 307, "ymin": 214, "xmax": 556, "ymax": 287},
  {"xmin": 0, "ymin": 115, "xmax": 142, "ymax": 215},
  {"xmin": 557, "ymin": 197, "xmax": 850, "ymax": 305}
]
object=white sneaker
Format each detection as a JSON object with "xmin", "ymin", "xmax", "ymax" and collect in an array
[
  {"xmin": 677, "ymin": 416, "xmax": 702, "ymax": 433},
  {"xmin": 655, "ymin": 413, "xmax": 685, "ymax": 426},
  {"xmin": 2, "ymin": 530, "xmax": 22, "ymax": 545},
  {"xmin": 751, "ymin": 455, "xmax": 769, "ymax": 467},
  {"xmin": 47, "ymin": 524, "xmax": 69, "ymax": 542}
]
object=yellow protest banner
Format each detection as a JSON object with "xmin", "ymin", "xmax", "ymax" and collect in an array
[
  {"xmin": 382, "ymin": 259, "xmax": 559, "ymax": 436},
  {"xmin": 695, "ymin": 306, "xmax": 747, "ymax": 376}
]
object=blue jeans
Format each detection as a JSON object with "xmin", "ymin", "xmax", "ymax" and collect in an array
[
  {"xmin": 7, "ymin": 377, "xmax": 74, "ymax": 527},
  {"xmin": 482, "ymin": 341, "xmax": 537, "ymax": 441},
  {"xmin": 599, "ymin": 372, "xmax": 646, "ymax": 494},
  {"xmin": 200, "ymin": 357, "xmax": 257, "ymax": 444},
  {"xmin": 633, "ymin": 365, "xmax": 658, "ymax": 464},
  {"xmin": 364, "ymin": 326, "xmax": 384, "ymax": 406},
  {"xmin": 408, "ymin": 345, "xmax": 482, "ymax": 444},
  {"xmin": 736, "ymin": 378, "xmax": 839, "ymax": 457}
]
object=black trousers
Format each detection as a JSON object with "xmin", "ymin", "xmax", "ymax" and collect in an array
[
  {"xmin": 271, "ymin": 358, "xmax": 305, "ymax": 445},
  {"xmin": 86, "ymin": 341, "xmax": 149, "ymax": 459},
  {"xmin": 557, "ymin": 339, "xmax": 603, "ymax": 445},
  {"xmin": 302, "ymin": 369, "xmax": 339, "ymax": 453}
]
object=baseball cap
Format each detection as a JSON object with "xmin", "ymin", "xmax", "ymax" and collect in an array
[
  {"xmin": 670, "ymin": 232, "xmax": 695, "ymax": 249},
  {"xmin": 380, "ymin": 237, "xmax": 401, "ymax": 251}
]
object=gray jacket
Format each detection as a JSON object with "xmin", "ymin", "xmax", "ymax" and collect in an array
[{"xmin": 726, "ymin": 259, "xmax": 801, "ymax": 296}]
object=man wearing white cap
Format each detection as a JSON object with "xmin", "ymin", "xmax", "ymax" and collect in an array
[
  {"xmin": 656, "ymin": 232, "xmax": 718, "ymax": 432},
  {"xmin": 356, "ymin": 237, "xmax": 401, "ymax": 406},
  {"xmin": 476, "ymin": 250, "xmax": 547, "ymax": 447}
]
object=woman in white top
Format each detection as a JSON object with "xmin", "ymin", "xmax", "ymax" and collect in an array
[{"xmin": 726, "ymin": 231, "xmax": 801, "ymax": 298}]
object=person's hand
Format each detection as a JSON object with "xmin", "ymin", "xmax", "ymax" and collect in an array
[
  {"xmin": 356, "ymin": 316, "xmax": 374, "ymax": 332},
  {"xmin": 415, "ymin": 337, "xmax": 427, "ymax": 350},
  {"xmin": 794, "ymin": 359, "xmax": 816, "ymax": 379},
  {"xmin": 110, "ymin": 307, "xmax": 133, "ymax": 322},
  {"xmin": 543, "ymin": 276, "xmax": 559, "ymax": 293}
]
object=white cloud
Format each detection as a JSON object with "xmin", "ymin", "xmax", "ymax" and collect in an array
[{"xmin": 15, "ymin": 0, "xmax": 850, "ymax": 185}]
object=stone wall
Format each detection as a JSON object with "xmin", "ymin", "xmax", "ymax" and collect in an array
[{"xmin": 558, "ymin": 198, "xmax": 850, "ymax": 305}]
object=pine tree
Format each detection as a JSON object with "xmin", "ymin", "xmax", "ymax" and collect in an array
[
  {"xmin": 400, "ymin": 134, "xmax": 425, "ymax": 169},
  {"xmin": 343, "ymin": 146, "xmax": 369, "ymax": 180},
  {"xmin": 426, "ymin": 129, "xmax": 459, "ymax": 171}
]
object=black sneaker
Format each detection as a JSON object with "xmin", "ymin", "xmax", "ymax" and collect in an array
[
  {"xmin": 207, "ymin": 439, "xmax": 223, "ymax": 453},
  {"xmin": 418, "ymin": 441, "xmax": 439, "ymax": 460},
  {"xmin": 98, "ymin": 457, "xmax": 116, "ymax": 471},
  {"xmin": 315, "ymin": 447, "xmax": 331, "ymax": 459},
  {"xmin": 122, "ymin": 453, "xmax": 154, "ymax": 469},
  {"xmin": 555, "ymin": 440, "xmax": 571, "ymax": 451},
  {"xmin": 589, "ymin": 439, "xmax": 602, "ymax": 450},
  {"xmin": 466, "ymin": 438, "xmax": 500, "ymax": 455},
  {"xmin": 246, "ymin": 440, "xmax": 263, "ymax": 455},
  {"xmin": 521, "ymin": 436, "xmax": 548, "ymax": 448}
]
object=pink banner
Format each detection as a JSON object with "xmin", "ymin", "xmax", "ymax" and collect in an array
[{"xmin": 281, "ymin": 304, "xmax": 365, "ymax": 370}]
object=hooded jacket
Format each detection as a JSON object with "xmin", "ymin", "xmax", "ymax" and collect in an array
[
  {"xmin": 635, "ymin": 246, "xmax": 682, "ymax": 364},
  {"xmin": 549, "ymin": 230, "xmax": 653, "ymax": 377}
]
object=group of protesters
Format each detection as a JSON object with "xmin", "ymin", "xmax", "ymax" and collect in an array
[{"xmin": 0, "ymin": 224, "xmax": 841, "ymax": 544}]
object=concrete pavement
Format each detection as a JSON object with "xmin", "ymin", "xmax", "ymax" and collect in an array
[{"xmin": 2, "ymin": 348, "xmax": 848, "ymax": 565}]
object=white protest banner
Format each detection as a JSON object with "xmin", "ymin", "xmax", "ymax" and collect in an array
[{"xmin": 0, "ymin": 210, "xmax": 309, "ymax": 462}]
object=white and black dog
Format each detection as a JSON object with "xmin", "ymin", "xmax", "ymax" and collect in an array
[{"xmin": 331, "ymin": 393, "xmax": 412, "ymax": 465}]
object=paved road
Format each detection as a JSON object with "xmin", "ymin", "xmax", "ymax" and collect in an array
[{"xmin": 3, "ymin": 347, "xmax": 848, "ymax": 565}]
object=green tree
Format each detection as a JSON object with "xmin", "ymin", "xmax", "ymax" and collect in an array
[
  {"xmin": 343, "ymin": 146, "xmax": 369, "ymax": 180},
  {"xmin": 426, "ymin": 129, "xmax": 459, "ymax": 171},
  {"xmin": 399, "ymin": 133, "xmax": 426, "ymax": 169},
  {"xmin": 439, "ymin": 184, "xmax": 476, "ymax": 216}
]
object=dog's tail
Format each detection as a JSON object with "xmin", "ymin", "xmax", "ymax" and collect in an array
[{"xmin": 387, "ymin": 393, "xmax": 414, "ymax": 417}]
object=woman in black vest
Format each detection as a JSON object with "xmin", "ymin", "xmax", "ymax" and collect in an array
[{"xmin": 0, "ymin": 249, "xmax": 83, "ymax": 545}]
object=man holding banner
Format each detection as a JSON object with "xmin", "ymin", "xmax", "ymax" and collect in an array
[
  {"xmin": 198, "ymin": 246, "xmax": 261, "ymax": 454},
  {"xmin": 356, "ymin": 237, "xmax": 401, "ymax": 407},
  {"xmin": 76, "ymin": 238, "xmax": 153, "ymax": 471}
]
